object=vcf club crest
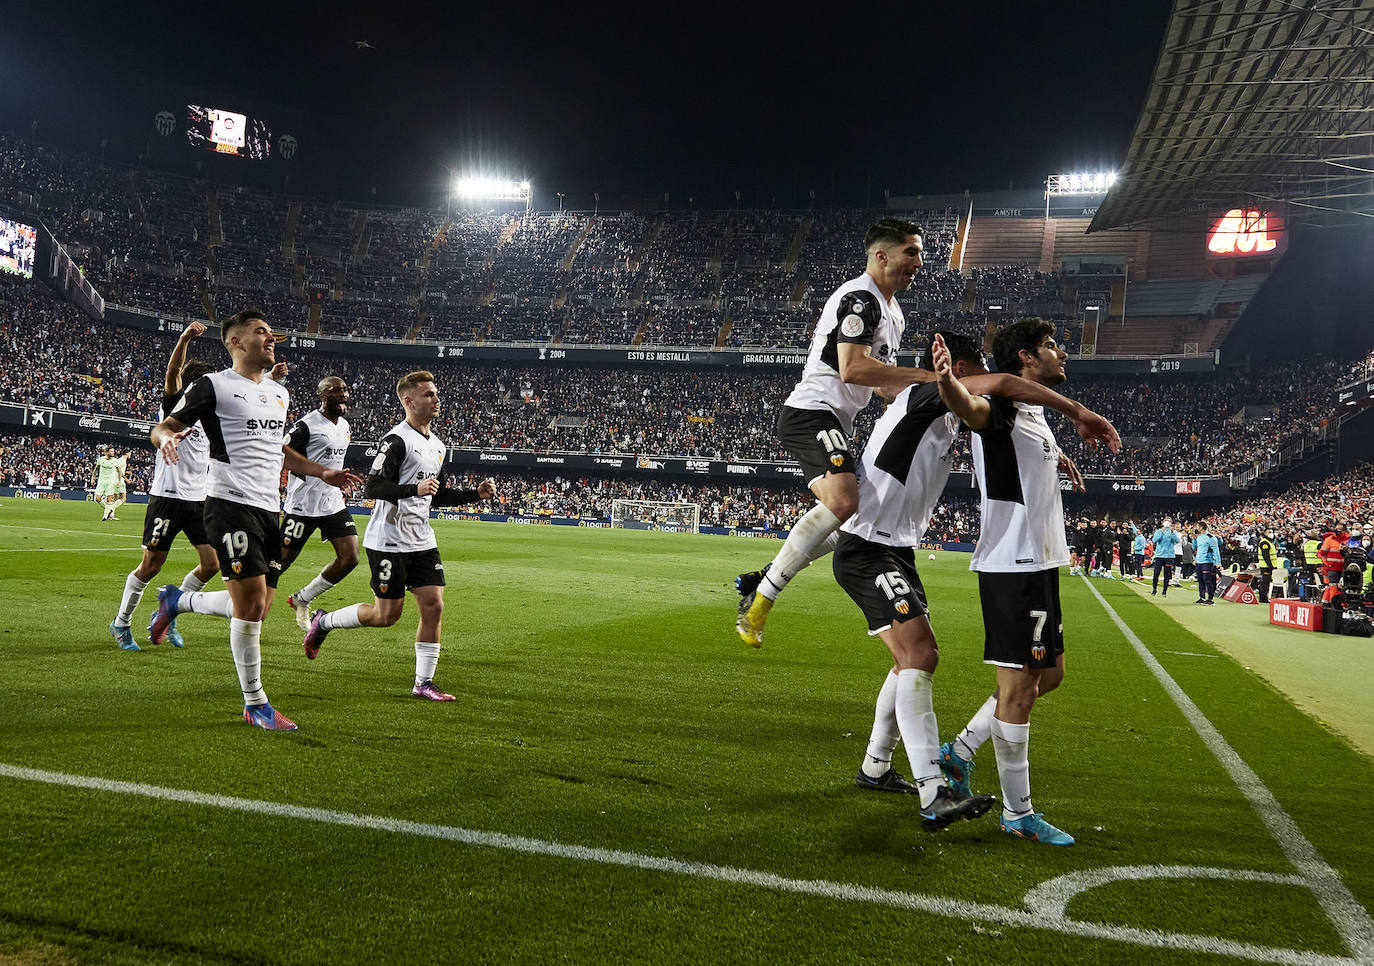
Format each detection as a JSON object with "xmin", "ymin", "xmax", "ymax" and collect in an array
[
  {"xmin": 278, "ymin": 134, "xmax": 298, "ymax": 160},
  {"xmin": 154, "ymin": 111, "xmax": 176, "ymax": 137}
]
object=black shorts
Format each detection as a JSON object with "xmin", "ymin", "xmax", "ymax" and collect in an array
[
  {"xmin": 142, "ymin": 495, "xmax": 209, "ymax": 551},
  {"xmin": 280, "ymin": 508, "xmax": 358, "ymax": 551},
  {"xmin": 978, "ymin": 569, "xmax": 1064, "ymax": 670},
  {"xmin": 203, "ymin": 496, "xmax": 283, "ymax": 584},
  {"xmin": 832, "ymin": 532, "xmax": 929, "ymax": 635},
  {"xmin": 776, "ymin": 405, "xmax": 856, "ymax": 486},
  {"xmin": 366, "ymin": 547, "xmax": 445, "ymax": 600}
]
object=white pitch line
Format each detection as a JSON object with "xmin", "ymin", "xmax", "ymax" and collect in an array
[
  {"xmin": 0, "ymin": 523, "xmax": 142, "ymax": 539},
  {"xmin": 0, "ymin": 762, "xmax": 1358, "ymax": 966},
  {"xmin": 0, "ymin": 547, "xmax": 148, "ymax": 553},
  {"xmin": 1082, "ymin": 577, "xmax": 1374, "ymax": 964},
  {"xmin": 1161, "ymin": 650, "xmax": 1222, "ymax": 659}
]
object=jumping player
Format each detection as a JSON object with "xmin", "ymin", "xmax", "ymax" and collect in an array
[
  {"xmin": 736, "ymin": 219, "xmax": 933, "ymax": 647},
  {"xmin": 303, "ymin": 370, "xmax": 495, "ymax": 701}
]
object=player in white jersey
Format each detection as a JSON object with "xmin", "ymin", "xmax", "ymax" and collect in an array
[
  {"xmin": 107, "ymin": 321, "xmax": 220, "ymax": 651},
  {"xmin": 835, "ymin": 332, "xmax": 1117, "ymax": 829},
  {"xmin": 737, "ymin": 219, "xmax": 934, "ymax": 647},
  {"xmin": 280, "ymin": 376, "xmax": 360, "ymax": 630},
  {"xmin": 147, "ymin": 308, "xmax": 361, "ymax": 731},
  {"xmin": 304, "ymin": 370, "xmax": 495, "ymax": 701},
  {"xmin": 933, "ymin": 319, "xmax": 1092, "ymax": 847}
]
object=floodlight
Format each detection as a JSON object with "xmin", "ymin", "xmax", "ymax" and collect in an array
[
  {"xmin": 451, "ymin": 176, "xmax": 532, "ymax": 203},
  {"xmin": 1045, "ymin": 171, "xmax": 1118, "ymax": 196}
]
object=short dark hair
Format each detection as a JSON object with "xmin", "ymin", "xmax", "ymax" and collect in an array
[
  {"xmin": 221, "ymin": 307, "xmax": 267, "ymax": 347},
  {"xmin": 992, "ymin": 317, "xmax": 1056, "ymax": 375},
  {"xmin": 181, "ymin": 358, "xmax": 215, "ymax": 383},
  {"xmin": 918, "ymin": 330, "xmax": 984, "ymax": 370},
  {"xmin": 396, "ymin": 370, "xmax": 435, "ymax": 399},
  {"xmin": 864, "ymin": 218, "xmax": 922, "ymax": 254}
]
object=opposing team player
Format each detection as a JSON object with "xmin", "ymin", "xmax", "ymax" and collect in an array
[
  {"xmin": 933, "ymin": 319, "xmax": 1088, "ymax": 846},
  {"xmin": 736, "ymin": 219, "xmax": 934, "ymax": 647},
  {"xmin": 281, "ymin": 376, "xmax": 360, "ymax": 630},
  {"xmin": 108, "ymin": 321, "xmax": 219, "ymax": 650},
  {"xmin": 837, "ymin": 332, "xmax": 1116, "ymax": 830},
  {"xmin": 303, "ymin": 370, "xmax": 495, "ymax": 701},
  {"xmin": 148, "ymin": 308, "xmax": 360, "ymax": 731},
  {"xmin": 91, "ymin": 446, "xmax": 125, "ymax": 520}
]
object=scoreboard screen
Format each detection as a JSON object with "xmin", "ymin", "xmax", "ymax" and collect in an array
[
  {"xmin": 187, "ymin": 104, "xmax": 271, "ymax": 160},
  {"xmin": 0, "ymin": 216, "xmax": 37, "ymax": 278}
]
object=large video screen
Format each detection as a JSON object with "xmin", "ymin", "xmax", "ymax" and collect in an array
[
  {"xmin": 1206, "ymin": 208, "xmax": 1287, "ymax": 259},
  {"xmin": 187, "ymin": 104, "xmax": 270, "ymax": 160},
  {"xmin": 0, "ymin": 216, "xmax": 37, "ymax": 278}
]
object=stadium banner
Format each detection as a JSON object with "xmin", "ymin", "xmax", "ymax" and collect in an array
[
  {"xmin": 1335, "ymin": 375, "xmax": 1374, "ymax": 407},
  {"xmin": 0, "ymin": 486, "xmax": 150, "ymax": 504},
  {"xmin": 102, "ymin": 305, "xmax": 1214, "ymax": 374}
]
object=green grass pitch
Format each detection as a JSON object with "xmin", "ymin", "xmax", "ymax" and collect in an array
[{"xmin": 1, "ymin": 499, "xmax": 1371, "ymax": 965}]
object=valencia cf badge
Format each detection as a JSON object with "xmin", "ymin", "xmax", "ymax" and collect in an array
[
  {"xmin": 894, "ymin": 600, "xmax": 910, "ymax": 615},
  {"xmin": 830, "ymin": 454, "xmax": 844, "ymax": 467},
  {"xmin": 231, "ymin": 561, "xmax": 242, "ymax": 574},
  {"xmin": 1031, "ymin": 644, "xmax": 1046, "ymax": 662},
  {"xmin": 379, "ymin": 583, "xmax": 388, "ymax": 594}
]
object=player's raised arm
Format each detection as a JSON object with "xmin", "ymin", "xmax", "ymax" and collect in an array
[
  {"xmin": 959, "ymin": 372, "xmax": 1121, "ymax": 453},
  {"xmin": 837, "ymin": 342, "xmax": 935, "ymax": 396},
  {"xmin": 932, "ymin": 333, "xmax": 993, "ymax": 429},
  {"xmin": 164, "ymin": 321, "xmax": 207, "ymax": 395}
]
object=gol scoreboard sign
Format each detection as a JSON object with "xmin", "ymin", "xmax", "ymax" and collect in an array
[{"xmin": 1206, "ymin": 208, "xmax": 1287, "ymax": 259}]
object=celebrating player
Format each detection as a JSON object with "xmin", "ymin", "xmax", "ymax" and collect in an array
[
  {"xmin": 933, "ymin": 319, "xmax": 1089, "ymax": 847},
  {"xmin": 837, "ymin": 331, "xmax": 1116, "ymax": 830},
  {"xmin": 107, "ymin": 321, "xmax": 219, "ymax": 650},
  {"xmin": 91, "ymin": 446, "xmax": 125, "ymax": 520},
  {"xmin": 303, "ymin": 370, "xmax": 494, "ymax": 701},
  {"xmin": 736, "ymin": 219, "xmax": 934, "ymax": 647},
  {"xmin": 148, "ymin": 308, "xmax": 360, "ymax": 731},
  {"xmin": 281, "ymin": 376, "xmax": 360, "ymax": 630}
]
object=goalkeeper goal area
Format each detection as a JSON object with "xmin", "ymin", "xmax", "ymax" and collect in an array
[{"xmin": 610, "ymin": 500, "xmax": 700, "ymax": 533}]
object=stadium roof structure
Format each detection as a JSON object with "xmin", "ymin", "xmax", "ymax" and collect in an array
[{"xmin": 1089, "ymin": 0, "xmax": 1374, "ymax": 232}]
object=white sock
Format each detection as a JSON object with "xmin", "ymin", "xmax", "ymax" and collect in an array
[
  {"xmin": 179, "ymin": 570, "xmax": 207, "ymax": 593},
  {"xmin": 321, "ymin": 603, "xmax": 364, "ymax": 630},
  {"xmin": 229, "ymin": 618, "xmax": 267, "ymax": 706},
  {"xmin": 953, "ymin": 693, "xmax": 998, "ymax": 760},
  {"xmin": 759, "ymin": 504, "xmax": 843, "ymax": 600},
  {"xmin": 991, "ymin": 717, "xmax": 1032, "ymax": 819},
  {"xmin": 861, "ymin": 671, "xmax": 900, "ymax": 778},
  {"xmin": 894, "ymin": 668, "xmax": 942, "ymax": 808},
  {"xmin": 185, "ymin": 590, "xmax": 233, "ymax": 618},
  {"xmin": 115, "ymin": 571, "xmax": 149, "ymax": 626},
  {"xmin": 298, "ymin": 573, "xmax": 336, "ymax": 605},
  {"xmin": 415, "ymin": 641, "xmax": 440, "ymax": 685}
]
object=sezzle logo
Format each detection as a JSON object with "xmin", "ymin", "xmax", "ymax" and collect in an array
[
  {"xmin": 79, "ymin": 416, "xmax": 102, "ymax": 429},
  {"xmin": 1111, "ymin": 481, "xmax": 1146, "ymax": 492},
  {"xmin": 479, "ymin": 453, "xmax": 509, "ymax": 462}
]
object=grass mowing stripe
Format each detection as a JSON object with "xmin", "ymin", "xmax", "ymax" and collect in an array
[
  {"xmin": 0, "ymin": 762, "xmax": 1358, "ymax": 966},
  {"xmin": 1081, "ymin": 576, "xmax": 1374, "ymax": 964},
  {"xmin": 0, "ymin": 524, "xmax": 143, "ymax": 539},
  {"xmin": 0, "ymin": 547, "xmax": 150, "ymax": 552}
]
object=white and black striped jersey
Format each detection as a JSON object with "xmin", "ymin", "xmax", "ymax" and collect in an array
[
  {"xmin": 283, "ymin": 410, "xmax": 351, "ymax": 517},
  {"xmin": 970, "ymin": 398, "xmax": 1069, "ymax": 573},
  {"xmin": 842, "ymin": 383, "xmax": 961, "ymax": 548},
  {"xmin": 362, "ymin": 420, "xmax": 446, "ymax": 553},
  {"xmin": 784, "ymin": 274, "xmax": 905, "ymax": 435},
  {"xmin": 150, "ymin": 390, "xmax": 209, "ymax": 502},
  {"xmin": 168, "ymin": 369, "xmax": 290, "ymax": 513}
]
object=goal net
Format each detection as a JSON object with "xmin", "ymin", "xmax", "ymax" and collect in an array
[{"xmin": 610, "ymin": 499, "xmax": 700, "ymax": 533}]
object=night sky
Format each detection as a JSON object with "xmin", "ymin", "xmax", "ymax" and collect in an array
[{"xmin": 1, "ymin": 2, "xmax": 1171, "ymax": 208}]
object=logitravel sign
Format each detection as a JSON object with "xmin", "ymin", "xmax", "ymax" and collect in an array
[{"xmin": 1206, "ymin": 208, "xmax": 1287, "ymax": 259}]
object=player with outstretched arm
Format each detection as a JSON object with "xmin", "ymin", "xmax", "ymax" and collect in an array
[{"xmin": 303, "ymin": 370, "xmax": 495, "ymax": 701}]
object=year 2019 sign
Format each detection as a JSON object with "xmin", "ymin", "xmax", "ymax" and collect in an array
[{"xmin": 1207, "ymin": 208, "xmax": 1287, "ymax": 259}]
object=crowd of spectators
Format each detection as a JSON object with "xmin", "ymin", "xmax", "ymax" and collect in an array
[{"xmin": 0, "ymin": 431, "xmax": 154, "ymax": 490}]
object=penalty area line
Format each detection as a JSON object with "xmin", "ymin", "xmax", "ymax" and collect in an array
[
  {"xmin": 1082, "ymin": 577, "xmax": 1374, "ymax": 964},
  {"xmin": 0, "ymin": 762, "xmax": 1359, "ymax": 966}
]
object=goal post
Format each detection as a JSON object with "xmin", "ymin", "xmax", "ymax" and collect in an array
[{"xmin": 610, "ymin": 499, "xmax": 700, "ymax": 533}]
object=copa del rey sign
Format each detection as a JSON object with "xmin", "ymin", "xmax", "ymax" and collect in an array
[
  {"xmin": 1207, "ymin": 209, "xmax": 1287, "ymax": 258},
  {"xmin": 1269, "ymin": 599, "xmax": 1321, "ymax": 632}
]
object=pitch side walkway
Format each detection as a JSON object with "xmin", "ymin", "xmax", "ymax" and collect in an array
[{"xmin": 1107, "ymin": 573, "xmax": 1372, "ymax": 757}]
